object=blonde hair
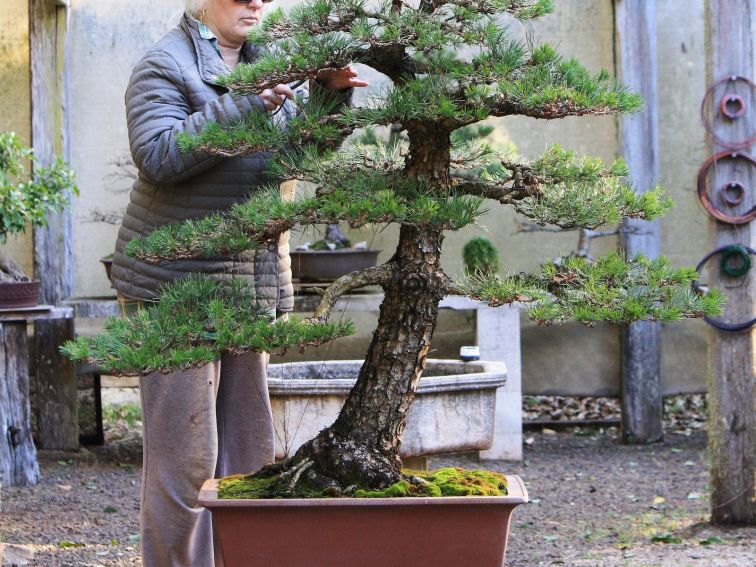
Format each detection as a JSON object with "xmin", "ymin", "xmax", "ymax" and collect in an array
[{"xmin": 185, "ymin": 0, "xmax": 207, "ymax": 16}]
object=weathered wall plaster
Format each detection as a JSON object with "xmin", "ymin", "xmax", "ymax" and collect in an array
[
  {"xmin": 0, "ymin": 0, "xmax": 33, "ymax": 277},
  {"xmin": 68, "ymin": 0, "xmax": 185, "ymax": 295}
]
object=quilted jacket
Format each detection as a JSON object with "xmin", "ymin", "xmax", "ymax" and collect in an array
[{"xmin": 112, "ymin": 14, "xmax": 310, "ymax": 309}]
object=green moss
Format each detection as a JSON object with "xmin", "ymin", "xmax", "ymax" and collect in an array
[
  {"xmin": 354, "ymin": 479, "xmax": 443, "ymax": 498},
  {"xmin": 426, "ymin": 467, "xmax": 508, "ymax": 496},
  {"xmin": 355, "ymin": 468, "xmax": 508, "ymax": 498},
  {"xmin": 218, "ymin": 466, "xmax": 508, "ymax": 499},
  {"xmin": 218, "ymin": 474, "xmax": 278, "ymax": 499}
]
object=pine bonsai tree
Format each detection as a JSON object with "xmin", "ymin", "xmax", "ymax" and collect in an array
[{"xmin": 64, "ymin": 0, "xmax": 723, "ymax": 496}]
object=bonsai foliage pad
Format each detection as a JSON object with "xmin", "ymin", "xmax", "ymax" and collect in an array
[{"xmin": 200, "ymin": 476, "xmax": 528, "ymax": 567}]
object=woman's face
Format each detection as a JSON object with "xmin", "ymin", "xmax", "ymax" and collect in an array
[{"xmin": 205, "ymin": 0, "xmax": 266, "ymax": 47}]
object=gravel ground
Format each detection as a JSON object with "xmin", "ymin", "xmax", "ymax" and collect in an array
[
  {"xmin": 437, "ymin": 429, "xmax": 755, "ymax": 566},
  {"xmin": 0, "ymin": 451, "xmax": 141, "ymax": 566},
  {"xmin": 2, "ymin": 424, "xmax": 754, "ymax": 565}
]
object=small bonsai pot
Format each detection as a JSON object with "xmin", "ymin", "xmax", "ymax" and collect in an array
[
  {"xmin": 290, "ymin": 248, "xmax": 381, "ymax": 282},
  {"xmin": 0, "ymin": 280, "xmax": 41, "ymax": 309},
  {"xmin": 200, "ymin": 475, "xmax": 528, "ymax": 567}
]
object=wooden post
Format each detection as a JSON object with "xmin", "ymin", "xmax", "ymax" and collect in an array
[
  {"xmin": 705, "ymin": 0, "xmax": 756, "ymax": 525},
  {"xmin": 0, "ymin": 322, "xmax": 40, "ymax": 487},
  {"xmin": 29, "ymin": 0, "xmax": 78, "ymax": 450},
  {"xmin": 614, "ymin": 0, "xmax": 663, "ymax": 443}
]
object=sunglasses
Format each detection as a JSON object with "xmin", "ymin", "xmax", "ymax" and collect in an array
[{"xmin": 233, "ymin": 0, "xmax": 274, "ymax": 4}]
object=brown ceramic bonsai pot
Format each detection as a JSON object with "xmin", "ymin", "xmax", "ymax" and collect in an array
[
  {"xmin": 290, "ymin": 248, "xmax": 381, "ymax": 282},
  {"xmin": 0, "ymin": 280, "xmax": 41, "ymax": 309},
  {"xmin": 200, "ymin": 475, "xmax": 528, "ymax": 567}
]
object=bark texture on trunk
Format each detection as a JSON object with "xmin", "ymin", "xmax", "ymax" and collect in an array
[{"xmin": 291, "ymin": 224, "xmax": 446, "ymax": 489}]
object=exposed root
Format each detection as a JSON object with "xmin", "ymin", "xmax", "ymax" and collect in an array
[
  {"xmin": 223, "ymin": 428, "xmax": 404, "ymax": 498},
  {"xmin": 283, "ymin": 458, "xmax": 313, "ymax": 494}
]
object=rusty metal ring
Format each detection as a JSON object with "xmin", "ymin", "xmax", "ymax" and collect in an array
[
  {"xmin": 693, "ymin": 245, "xmax": 756, "ymax": 332},
  {"xmin": 701, "ymin": 75, "xmax": 756, "ymax": 150},
  {"xmin": 720, "ymin": 181, "xmax": 745, "ymax": 207},
  {"xmin": 697, "ymin": 152, "xmax": 756, "ymax": 224},
  {"xmin": 719, "ymin": 93, "xmax": 746, "ymax": 120}
]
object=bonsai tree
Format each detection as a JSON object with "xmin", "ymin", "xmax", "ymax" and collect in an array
[
  {"xmin": 64, "ymin": 0, "xmax": 723, "ymax": 496},
  {"xmin": 0, "ymin": 132, "xmax": 78, "ymax": 282}
]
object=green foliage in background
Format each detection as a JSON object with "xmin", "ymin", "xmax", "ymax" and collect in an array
[{"xmin": 0, "ymin": 132, "xmax": 78, "ymax": 242}]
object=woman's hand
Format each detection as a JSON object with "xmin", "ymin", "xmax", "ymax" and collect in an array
[
  {"xmin": 316, "ymin": 66, "xmax": 369, "ymax": 91},
  {"xmin": 259, "ymin": 84, "xmax": 295, "ymax": 112}
]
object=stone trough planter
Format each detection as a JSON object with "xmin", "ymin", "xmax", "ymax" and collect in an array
[{"xmin": 268, "ymin": 359, "xmax": 507, "ymax": 460}]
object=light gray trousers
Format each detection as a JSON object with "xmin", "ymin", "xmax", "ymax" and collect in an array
[{"xmin": 139, "ymin": 351, "xmax": 274, "ymax": 567}]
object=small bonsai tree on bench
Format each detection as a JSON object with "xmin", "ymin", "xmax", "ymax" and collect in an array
[
  {"xmin": 0, "ymin": 132, "xmax": 77, "ymax": 284},
  {"xmin": 64, "ymin": 0, "xmax": 722, "ymax": 497}
]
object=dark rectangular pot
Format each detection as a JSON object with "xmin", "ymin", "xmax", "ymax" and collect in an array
[
  {"xmin": 200, "ymin": 475, "xmax": 528, "ymax": 567},
  {"xmin": 290, "ymin": 249, "xmax": 380, "ymax": 282}
]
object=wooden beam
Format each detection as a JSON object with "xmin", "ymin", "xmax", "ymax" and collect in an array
[
  {"xmin": 614, "ymin": 0, "xmax": 663, "ymax": 444},
  {"xmin": 29, "ymin": 0, "xmax": 77, "ymax": 450},
  {"xmin": 705, "ymin": 0, "xmax": 756, "ymax": 525},
  {"xmin": 0, "ymin": 322, "xmax": 40, "ymax": 487}
]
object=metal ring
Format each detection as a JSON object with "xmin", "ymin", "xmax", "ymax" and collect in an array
[
  {"xmin": 720, "ymin": 181, "xmax": 745, "ymax": 207},
  {"xmin": 719, "ymin": 93, "xmax": 746, "ymax": 120},
  {"xmin": 701, "ymin": 75, "xmax": 756, "ymax": 150},
  {"xmin": 693, "ymin": 245, "xmax": 756, "ymax": 332},
  {"xmin": 719, "ymin": 244, "xmax": 752, "ymax": 277},
  {"xmin": 697, "ymin": 152, "xmax": 756, "ymax": 224}
]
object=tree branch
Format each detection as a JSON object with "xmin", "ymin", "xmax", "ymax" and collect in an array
[
  {"xmin": 308, "ymin": 263, "xmax": 397, "ymax": 323},
  {"xmin": 484, "ymin": 99, "xmax": 621, "ymax": 120},
  {"xmin": 440, "ymin": 270, "xmax": 467, "ymax": 296},
  {"xmin": 188, "ymin": 115, "xmax": 355, "ymax": 159},
  {"xmin": 450, "ymin": 161, "xmax": 543, "ymax": 203}
]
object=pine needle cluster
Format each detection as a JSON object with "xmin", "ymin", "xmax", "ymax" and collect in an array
[
  {"xmin": 458, "ymin": 251, "xmax": 725, "ymax": 325},
  {"xmin": 61, "ymin": 278, "xmax": 354, "ymax": 375}
]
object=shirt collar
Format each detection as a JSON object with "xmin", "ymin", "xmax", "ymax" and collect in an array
[
  {"xmin": 196, "ymin": 20, "xmax": 222, "ymax": 57},
  {"xmin": 181, "ymin": 13, "xmax": 262, "ymax": 85}
]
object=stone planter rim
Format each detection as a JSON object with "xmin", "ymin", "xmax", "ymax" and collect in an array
[{"xmin": 267, "ymin": 359, "xmax": 507, "ymax": 396}]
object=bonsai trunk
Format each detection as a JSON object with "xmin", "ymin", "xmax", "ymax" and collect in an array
[
  {"xmin": 285, "ymin": 224, "xmax": 445, "ymax": 490},
  {"xmin": 265, "ymin": 130, "xmax": 452, "ymax": 493}
]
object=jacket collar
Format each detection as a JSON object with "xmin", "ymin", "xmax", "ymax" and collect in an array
[{"xmin": 180, "ymin": 13, "xmax": 261, "ymax": 86}]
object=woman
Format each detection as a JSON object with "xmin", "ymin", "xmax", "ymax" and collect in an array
[{"xmin": 110, "ymin": 1, "xmax": 367, "ymax": 565}]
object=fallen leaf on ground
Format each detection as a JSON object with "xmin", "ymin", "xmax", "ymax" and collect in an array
[
  {"xmin": 651, "ymin": 533, "xmax": 682, "ymax": 544},
  {"xmin": 699, "ymin": 536, "xmax": 725, "ymax": 545},
  {"xmin": 58, "ymin": 541, "xmax": 85, "ymax": 549}
]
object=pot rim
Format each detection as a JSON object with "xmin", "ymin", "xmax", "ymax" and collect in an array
[
  {"xmin": 290, "ymin": 249, "xmax": 382, "ymax": 255},
  {"xmin": 0, "ymin": 279, "xmax": 41, "ymax": 285},
  {"xmin": 267, "ymin": 359, "xmax": 507, "ymax": 395},
  {"xmin": 199, "ymin": 475, "xmax": 528, "ymax": 508}
]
